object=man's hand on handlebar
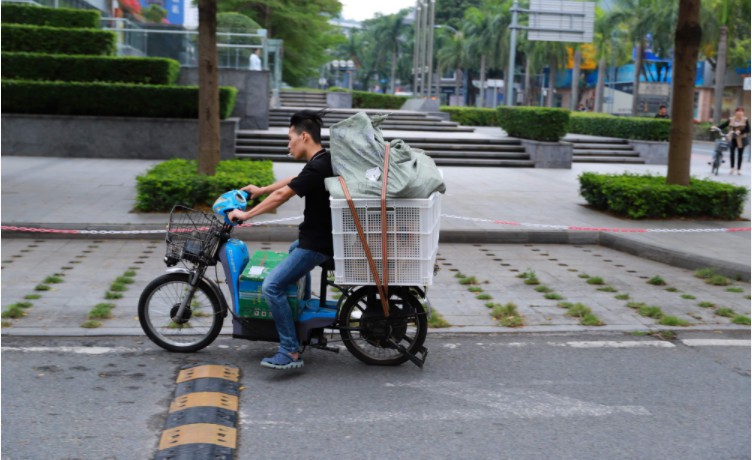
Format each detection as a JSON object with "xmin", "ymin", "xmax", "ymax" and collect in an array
[
  {"xmin": 241, "ymin": 184, "xmax": 262, "ymax": 198},
  {"xmin": 228, "ymin": 209, "xmax": 249, "ymax": 224}
]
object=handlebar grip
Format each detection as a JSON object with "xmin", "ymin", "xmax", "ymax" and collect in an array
[{"xmin": 240, "ymin": 190, "xmax": 251, "ymax": 200}]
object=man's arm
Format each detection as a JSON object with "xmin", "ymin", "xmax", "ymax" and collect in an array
[
  {"xmin": 229, "ymin": 185, "xmax": 296, "ymax": 222},
  {"xmin": 242, "ymin": 176, "xmax": 295, "ymax": 198}
]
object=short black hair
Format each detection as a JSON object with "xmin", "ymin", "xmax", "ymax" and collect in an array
[
  {"xmin": 659, "ymin": 105, "xmax": 667, "ymax": 110},
  {"xmin": 290, "ymin": 109, "xmax": 326, "ymax": 144}
]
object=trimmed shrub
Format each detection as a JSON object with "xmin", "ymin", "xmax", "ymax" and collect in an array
[
  {"xmin": 693, "ymin": 121, "xmax": 714, "ymax": 141},
  {"xmin": 135, "ymin": 159, "xmax": 275, "ymax": 212},
  {"xmin": 2, "ymin": 24, "xmax": 116, "ymax": 55},
  {"xmin": 440, "ymin": 107, "xmax": 498, "ymax": 126},
  {"xmin": 579, "ymin": 172, "xmax": 749, "ymax": 219},
  {"xmin": 2, "ymin": 80, "xmax": 238, "ymax": 119},
  {"xmin": 569, "ymin": 112, "xmax": 671, "ymax": 141},
  {"xmin": 1, "ymin": 4, "xmax": 100, "ymax": 28},
  {"xmin": 496, "ymin": 106, "xmax": 570, "ymax": 142},
  {"xmin": 1, "ymin": 52, "xmax": 181, "ymax": 85}
]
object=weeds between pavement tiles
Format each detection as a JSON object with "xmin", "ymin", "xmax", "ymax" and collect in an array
[
  {"xmin": 626, "ymin": 302, "xmax": 690, "ymax": 327},
  {"xmin": 487, "ymin": 302, "xmax": 524, "ymax": 327},
  {"xmin": 82, "ymin": 267, "xmax": 140, "ymax": 328},
  {"xmin": 3, "ymin": 270, "xmax": 68, "ymax": 325}
]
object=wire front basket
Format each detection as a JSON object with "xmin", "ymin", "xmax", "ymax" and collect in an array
[{"xmin": 165, "ymin": 206, "xmax": 224, "ymax": 266}]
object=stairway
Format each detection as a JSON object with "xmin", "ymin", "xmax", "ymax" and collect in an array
[
  {"xmin": 566, "ymin": 135, "xmax": 646, "ymax": 164},
  {"xmin": 235, "ymin": 131, "xmax": 533, "ymax": 167},
  {"xmin": 279, "ymin": 90, "xmax": 327, "ymax": 107},
  {"xmin": 270, "ymin": 107, "xmax": 474, "ymax": 133}
]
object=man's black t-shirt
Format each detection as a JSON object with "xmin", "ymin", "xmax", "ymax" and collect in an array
[{"xmin": 287, "ymin": 149, "xmax": 334, "ymax": 256}]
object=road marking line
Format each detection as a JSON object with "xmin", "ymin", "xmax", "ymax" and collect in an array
[
  {"xmin": 681, "ymin": 339, "xmax": 751, "ymax": 347},
  {"xmin": 0, "ymin": 346, "xmax": 138, "ymax": 354},
  {"xmin": 559, "ymin": 341, "xmax": 675, "ymax": 348}
]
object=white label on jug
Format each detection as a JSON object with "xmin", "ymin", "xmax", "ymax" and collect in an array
[{"xmin": 248, "ymin": 266, "xmax": 264, "ymax": 276}]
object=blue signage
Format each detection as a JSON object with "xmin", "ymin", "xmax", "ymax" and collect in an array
[{"xmin": 140, "ymin": 0, "xmax": 184, "ymax": 25}]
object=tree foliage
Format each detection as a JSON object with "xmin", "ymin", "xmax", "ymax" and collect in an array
[{"xmin": 218, "ymin": 0, "xmax": 344, "ymax": 86}]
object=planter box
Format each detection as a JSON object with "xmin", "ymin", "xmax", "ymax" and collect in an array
[
  {"xmin": 179, "ymin": 68, "xmax": 269, "ymax": 129},
  {"xmin": 1, "ymin": 114, "xmax": 238, "ymax": 160},
  {"xmin": 629, "ymin": 140, "xmax": 668, "ymax": 164},
  {"xmin": 326, "ymin": 91, "xmax": 352, "ymax": 109},
  {"xmin": 520, "ymin": 139, "xmax": 573, "ymax": 169}
]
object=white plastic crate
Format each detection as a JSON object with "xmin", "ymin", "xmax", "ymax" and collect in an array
[{"xmin": 330, "ymin": 192, "xmax": 441, "ymax": 286}]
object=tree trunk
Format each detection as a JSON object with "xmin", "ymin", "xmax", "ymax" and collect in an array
[
  {"xmin": 666, "ymin": 0, "xmax": 702, "ymax": 186},
  {"xmin": 454, "ymin": 66, "xmax": 461, "ymax": 106},
  {"xmin": 712, "ymin": 26, "xmax": 728, "ymax": 124},
  {"xmin": 631, "ymin": 39, "xmax": 644, "ymax": 116},
  {"xmin": 478, "ymin": 54, "xmax": 486, "ymax": 108},
  {"xmin": 594, "ymin": 56, "xmax": 606, "ymax": 112},
  {"xmin": 197, "ymin": 0, "xmax": 219, "ymax": 176},
  {"xmin": 547, "ymin": 58, "xmax": 556, "ymax": 107},
  {"xmin": 389, "ymin": 46, "xmax": 397, "ymax": 94},
  {"xmin": 524, "ymin": 57, "xmax": 532, "ymax": 106},
  {"xmin": 570, "ymin": 47, "xmax": 581, "ymax": 110}
]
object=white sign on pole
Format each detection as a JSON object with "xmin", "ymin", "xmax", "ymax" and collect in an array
[{"xmin": 528, "ymin": 0, "xmax": 594, "ymax": 43}]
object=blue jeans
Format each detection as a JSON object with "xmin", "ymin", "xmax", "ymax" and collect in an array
[{"xmin": 261, "ymin": 240, "xmax": 330, "ymax": 354}]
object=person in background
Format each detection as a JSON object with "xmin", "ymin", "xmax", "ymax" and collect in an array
[
  {"xmin": 249, "ymin": 48, "xmax": 262, "ymax": 71},
  {"xmin": 717, "ymin": 106, "xmax": 750, "ymax": 175},
  {"xmin": 654, "ymin": 105, "xmax": 669, "ymax": 119}
]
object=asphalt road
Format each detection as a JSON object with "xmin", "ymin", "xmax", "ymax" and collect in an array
[{"xmin": 2, "ymin": 332, "xmax": 749, "ymax": 460}]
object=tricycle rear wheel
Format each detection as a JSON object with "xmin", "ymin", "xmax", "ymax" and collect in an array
[{"xmin": 338, "ymin": 286, "xmax": 427, "ymax": 366}]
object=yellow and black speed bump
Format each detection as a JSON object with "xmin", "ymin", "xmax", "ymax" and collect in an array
[{"xmin": 154, "ymin": 364, "xmax": 241, "ymax": 460}]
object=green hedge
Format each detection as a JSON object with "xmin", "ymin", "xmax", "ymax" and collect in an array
[
  {"xmin": 135, "ymin": 159, "xmax": 276, "ymax": 212},
  {"xmin": 496, "ymin": 106, "xmax": 570, "ymax": 142},
  {"xmin": 1, "ymin": 4, "xmax": 100, "ymax": 28},
  {"xmin": 569, "ymin": 112, "xmax": 671, "ymax": 141},
  {"xmin": 693, "ymin": 121, "xmax": 714, "ymax": 141},
  {"xmin": 579, "ymin": 172, "xmax": 748, "ymax": 220},
  {"xmin": 440, "ymin": 107, "xmax": 498, "ymax": 126},
  {"xmin": 1, "ymin": 52, "xmax": 181, "ymax": 85},
  {"xmin": 2, "ymin": 80, "xmax": 238, "ymax": 119},
  {"xmin": 1, "ymin": 24, "xmax": 116, "ymax": 55}
]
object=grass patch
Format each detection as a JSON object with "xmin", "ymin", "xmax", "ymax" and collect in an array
[
  {"xmin": 651, "ymin": 330, "xmax": 677, "ymax": 341},
  {"xmin": 2, "ymin": 321, "xmax": 12, "ymax": 328},
  {"xmin": 544, "ymin": 292, "xmax": 564, "ymax": 300},
  {"xmin": 123, "ymin": 270, "xmax": 138, "ymax": 277},
  {"xmin": 694, "ymin": 267, "xmax": 717, "ymax": 279},
  {"xmin": 698, "ymin": 301, "xmax": 716, "ymax": 308},
  {"xmin": 1, "ymin": 306, "xmax": 27, "ymax": 319},
  {"xmin": 626, "ymin": 301, "xmax": 646, "ymax": 309},
  {"xmin": 459, "ymin": 276, "xmax": 478, "ymax": 285},
  {"xmin": 680, "ymin": 294, "xmax": 696, "ymax": 300},
  {"xmin": 629, "ymin": 330, "xmax": 649, "ymax": 336},
  {"xmin": 80, "ymin": 320, "xmax": 101, "ymax": 328},
  {"xmin": 24, "ymin": 294, "xmax": 42, "ymax": 300},
  {"xmin": 614, "ymin": 293, "xmax": 630, "ymax": 300},
  {"xmin": 485, "ymin": 302, "xmax": 498, "ymax": 309},
  {"xmin": 647, "ymin": 275, "xmax": 666, "ymax": 286},
  {"xmin": 586, "ymin": 277, "xmax": 605, "ymax": 285},
  {"xmin": 597, "ymin": 286, "xmax": 618, "ymax": 292},
  {"xmin": 715, "ymin": 307, "xmax": 735, "ymax": 318},
  {"xmin": 491, "ymin": 303, "xmax": 524, "ymax": 327},
  {"xmin": 115, "ymin": 276, "xmax": 135, "ymax": 285},
  {"xmin": 581, "ymin": 313, "xmax": 605, "ymax": 326},
  {"xmin": 34, "ymin": 284, "xmax": 51, "ymax": 291},
  {"xmin": 577, "ymin": 273, "xmax": 590, "ymax": 279},
  {"xmin": 105, "ymin": 291, "xmax": 123, "ymax": 300},
  {"xmin": 731, "ymin": 315, "xmax": 751, "ymax": 325},
  {"xmin": 43, "ymin": 275, "xmax": 64, "ymax": 284},
  {"xmin": 428, "ymin": 310, "xmax": 451, "ymax": 328},
  {"xmin": 638, "ymin": 305, "xmax": 664, "ymax": 319},
  {"xmin": 564, "ymin": 303, "xmax": 592, "ymax": 318},
  {"xmin": 534, "ymin": 285, "xmax": 552, "ymax": 293},
  {"xmin": 468, "ymin": 286, "xmax": 483, "ymax": 293},
  {"xmin": 665, "ymin": 287, "xmax": 679, "ymax": 292},
  {"xmin": 88, "ymin": 303, "xmax": 115, "ymax": 320},
  {"xmin": 706, "ymin": 275, "xmax": 732, "ymax": 286},
  {"xmin": 476, "ymin": 293, "xmax": 493, "ymax": 300},
  {"xmin": 109, "ymin": 282, "xmax": 127, "ymax": 292},
  {"xmin": 658, "ymin": 315, "xmax": 689, "ymax": 326},
  {"xmin": 520, "ymin": 268, "xmax": 540, "ymax": 285},
  {"xmin": 725, "ymin": 287, "xmax": 744, "ymax": 293},
  {"xmin": 557, "ymin": 301, "xmax": 574, "ymax": 309},
  {"xmin": 15, "ymin": 302, "xmax": 33, "ymax": 309}
]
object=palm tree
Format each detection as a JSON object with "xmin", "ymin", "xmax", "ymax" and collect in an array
[
  {"xmin": 462, "ymin": 4, "xmax": 509, "ymax": 107},
  {"xmin": 436, "ymin": 28, "xmax": 467, "ymax": 105},
  {"xmin": 526, "ymin": 40, "xmax": 568, "ymax": 107}
]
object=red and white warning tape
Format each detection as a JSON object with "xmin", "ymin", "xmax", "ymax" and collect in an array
[{"xmin": 1, "ymin": 214, "xmax": 750, "ymax": 234}]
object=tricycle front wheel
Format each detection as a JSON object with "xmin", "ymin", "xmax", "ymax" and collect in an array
[{"xmin": 138, "ymin": 273, "xmax": 224, "ymax": 352}]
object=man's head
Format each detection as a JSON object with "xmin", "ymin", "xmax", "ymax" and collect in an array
[
  {"xmin": 288, "ymin": 110, "xmax": 325, "ymax": 161},
  {"xmin": 658, "ymin": 105, "xmax": 667, "ymax": 115}
]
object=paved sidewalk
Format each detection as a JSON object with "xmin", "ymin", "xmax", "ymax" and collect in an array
[{"xmin": 1, "ymin": 135, "xmax": 750, "ymax": 335}]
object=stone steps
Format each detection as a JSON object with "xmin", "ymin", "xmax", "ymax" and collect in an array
[
  {"xmin": 567, "ymin": 136, "xmax": 645, "ymax": 164},
  {"xmin": 235, "ymin": 131, "xmax": 533, "ymax": 167}
]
